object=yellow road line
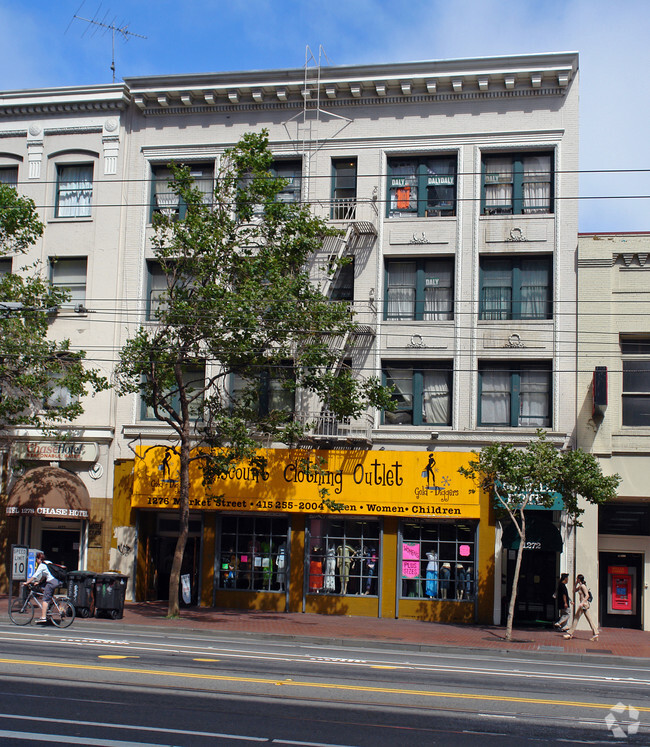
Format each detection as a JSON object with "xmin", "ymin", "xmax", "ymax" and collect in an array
[{"xmin": 0, "ymin": 657, "xmax": 645, "ymax": 713}]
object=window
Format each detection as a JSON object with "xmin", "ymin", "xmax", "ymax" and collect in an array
[
  {"xmin": 50, "ymin": 258, "xmax": 87, "ymax": 307},
  {"xmin": 330, "ymin": 260, "xmax": 354, "ymax": 302},
  {"xmin": 479, "ymin": 256, "xmax": 551, "ymax": 320},
  {"xmin": 55, "ymin": 164, "xmax": 93, "ymax": 218},
  {"xmin": 387, "ymin": 156, "xmax": 456, "ymax": 217},
  {"xmin": 307, "ymin": 517, "xmax": 380, "ymax": 596},
  {"xmin": 621, "ymin": 335, "xmax": 650, "ymax": 426},
  {"xmin": 385, "ymin": 259, "xmax": 453, "ymax": 321},
  {"xmin": 331, "ymin": 158, "xmax": 357, "ymax": 220},
  {"xmin": 142, "ymin": 364, "xmax": 205, "ymax": 421},
  {"xmin": 0, "ymin": 167, "xmax": 18, "ymax": 188},
  {"xmin": 272, "ymin": 160, "xmax": 302, "ymax": 204},
  {"xmin": 383, "ymin": 362, "xmax": 452, "ymax": 426},
  {"xmin": 482, "ymin": 153, "xmax": 553, "ymax": 215},
  {"xmin": 151, "ymin": 163, "xmax": 213, "ymax": 220},
  {"xmin": 479, "ymin": 362, "xmax": 551, "ymax": 428},
  {"xmin": 231, "ymin": 365, "xmax": 295, "ymax": 418},
  {"xmin": 400, "ymin": 520, "xmax": 476, "ymax": 601},
  {"xmin": 0, "ymin": 259, "xmax": 12, "ymax": 276},
  {"xmin": 219, "ymin": 516, "xmax": 289, "ymax": 592},
  {"xmin": 45, "ymin": 372, "xmax": 78, "ymax": 410},
  {"xmin": 146, "ymin": 261, "xmax": 168, "ymax": 319}
]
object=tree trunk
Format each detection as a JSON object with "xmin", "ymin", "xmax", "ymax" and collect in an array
[
  {"xmin": 167, "ymin": 437, "xmax": 190, "ymax": 618},
  {"xmin": 504, "ymin": 511, "xmax": 526, "ymax": 641}
]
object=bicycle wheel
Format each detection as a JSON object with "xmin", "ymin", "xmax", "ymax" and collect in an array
[
  {"xmin": 49, "ymin": 599, "xmax": 75, "ymax": 628},
  {"xmin": 9, "ymin": 597, "xmax": 35, "ymax": 626}
]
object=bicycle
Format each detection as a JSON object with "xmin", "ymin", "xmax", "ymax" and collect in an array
[{"xmin": 9, "ymin": 584, "xmax": 76, "ymax": 628}]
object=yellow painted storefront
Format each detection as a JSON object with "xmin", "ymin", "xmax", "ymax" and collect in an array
[{"xmin": 112, "ymin": 447, "xmax": 495, "ymax": 623}]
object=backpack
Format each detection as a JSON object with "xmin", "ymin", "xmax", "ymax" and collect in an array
[
  {"xmin": 46, "ymin": 561, "xmax": 68, "ymax": 585},
  {"xmin": 587, "ymin": 589, "xmax": 593, "ymax": 604}
]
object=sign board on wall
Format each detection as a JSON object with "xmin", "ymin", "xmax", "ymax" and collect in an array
[
  {"xmin": 12, "ymin": 442, "xmax": 98, "ymax": 463},
  {"xmin": 132, "ymin": 447, "xmax": 483, "ymax": 518}
]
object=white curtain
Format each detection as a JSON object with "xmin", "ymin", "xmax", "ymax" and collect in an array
[
  {"xmin": 154, "ymin": 168, "xmax": 180, "ymax": 216},
  {"xmin": 523, "ymin": 156, "xmax": 551, "ymax": 213},
  {"xmin": 387, "ymin": 262, "xmax": 415, "ymax": 320},
  {"xmin": 422, "ymin": 370, "xmax": 450, "ymax": 424},
  {"xmin": 423, "ymin": 261, "xmax": 453, "ymax": 320},
  {"xmin": 519, "ymin": 369, "xmax": 549, "ymax": 426},
  {"xmin": 484, "ymin": 158, "xmax": 512, "ymax": 213},
  {"xmin": 58, "ymin": 165, "xmax": 92, "ymax": 217},
  {"xmin": 481, "ymin": 262, "xmax": 512, "ymax": 319},
  {"xmin": 481, "ymin": 370, "xmax": 510, "ymax": 425},
  {"xmin": 520, "ymin": 259, "xmax": 550, "ymax": 319}
]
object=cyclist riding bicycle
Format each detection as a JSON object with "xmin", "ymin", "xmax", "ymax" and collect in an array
[{"xmin": 23, "ymin": 551, "xmax": 59, "ymax": 625}]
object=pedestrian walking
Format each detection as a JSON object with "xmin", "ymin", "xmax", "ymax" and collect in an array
[
  {"xmin": 553, "ymin": 573, "xmax": 571, "ymax": 631},
  {"xmin": 563, "ymin": 574, "xmax": 599, "ymax": 641}
]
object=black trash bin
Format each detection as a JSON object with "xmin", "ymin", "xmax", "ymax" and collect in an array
[
  {"xmin": 94, "ymin": 573, "xmax": 128, "ymax": 619},
  {"xmin": 67, "ymin": 571, "xmax": 96, "ymax": 618}
]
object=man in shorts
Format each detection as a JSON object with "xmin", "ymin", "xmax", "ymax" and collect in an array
[{"xmin": 25, "ymin": 551, "xmax": 59, "ymax": 624}]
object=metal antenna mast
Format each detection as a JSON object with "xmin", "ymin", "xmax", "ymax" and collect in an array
[{"xmin": 70, "ymin": 5, "xmax": 146, "ymax": 82}]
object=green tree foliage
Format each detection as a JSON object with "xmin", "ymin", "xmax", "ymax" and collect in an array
[
  {"xmin": 459, "ymin": 431, "xmax": 620, "ymax": 640},
  {"xmin": 116, "ymin": 132, "xmax": 393, "ymax": 616},
  {"xmin": 0, "ymin": 186, "xmax": 108, "ymax": 432}
]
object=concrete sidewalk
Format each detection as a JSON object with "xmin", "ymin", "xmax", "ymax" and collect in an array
[{"xmin": 97, "ymin": 601, "xmax": 650, "ymax": 662}]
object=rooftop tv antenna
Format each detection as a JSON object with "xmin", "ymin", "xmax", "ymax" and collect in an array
[{"xmin": 68, "ymin": 3, "xmax": 147, "ymax": 82}]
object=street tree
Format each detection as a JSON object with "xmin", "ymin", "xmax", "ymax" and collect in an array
[
  {"xmin": 459, "ymin": 431, "xmax": 619, "ymax": 641},
  {"xmin": 115, "ymin": 131, "xmax": 393, "ymax": 617},
  {"xmin": 0, "ymin": 184, "xmax": 108, "ymax": 432}
]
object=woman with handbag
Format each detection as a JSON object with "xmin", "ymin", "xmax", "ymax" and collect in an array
[{"xmin": 563, "ymin": 574, "xmax": 599, "ymax": 641}]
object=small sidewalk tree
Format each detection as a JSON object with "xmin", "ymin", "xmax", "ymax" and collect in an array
[
  {"xmin": 460, "ymin": 431, "xmax": 619, "ymax": 641},
  {"xmin": 0, "ymin": 184, "xmax": 107, "ymax": 432},
  {"xmin": 116, "ymin": 131, "xmax": 392, "ymax": 617}
]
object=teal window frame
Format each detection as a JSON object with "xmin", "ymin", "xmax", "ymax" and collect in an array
[
  {"xmin": 150, "ymin": 162, "xmax": 214, "ymax": 222},
  {"xmin": 387, "ymin": 156, "xmax": 457, "ymax": 218},
  {"xmin": 382, "ymin": 362, "xmax": 452, "ymax": 426},
  {"xmin": 479, "ymin": 256, "xmax": 552, "ymax": 320},
  {"xmin": 481, "ymin": 152, "xmax": 553, "ymax": 215},
  {"xmin": 331, "ymin": 158, "xmax": 357, "ymax": 220},
  {"xmin": 478, "ymin": 362, "xmax": 552, "ymax": 428},
  {"xmin": 384, "ymin": 258, "xmax": 454, "ymax": 321},
  {"xmin": 231, "ymin": 364, "xmax": 296, "ymax": 418},
  {"xmin": 141, "ymin": 363, "xmax": 205, "ymax": 421}
]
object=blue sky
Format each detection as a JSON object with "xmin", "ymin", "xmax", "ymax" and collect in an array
[{"xmin": 1, "ymin": 0, "xmax": 649, "ymax": 232}]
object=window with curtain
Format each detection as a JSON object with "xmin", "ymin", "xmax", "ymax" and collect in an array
[
  {"xmin": 482, "ymin": 152, "xmax": 552, "ymax": 215},
  {"xmin": 55, "ymin": 164, "xmax": 93, "ymax": 218},
  {"xmin": 385, "ymin": 258, "xmax": 454, "ymax": 321},
  {"xmin": 142, "ymin": 364, "xmax": 205, "ymax": 421},
  {"xmin": 50, "ymin": 257, "xmax": 87, "ymax": 307},
  {"xmin": 479, "ymin": 362, "xmax": 551, "ymax": 427},
  {"xmin": 621, "ymin": 335, "xmax": 650, "ymax": 426},
  {"xmin": 151, "ymin": 163, "xmax": 214, "ymax": 221},
  {"xmin": 0, "ymin": 167, "xmax": 18, "ymax": 187},
  {"xmin": 479, "ymin": 256, "xmax": 551, "ymax": 320},
  {"xmin": 387, "ymin": 156, "xmax": 456, "ymax": 217},
  {"xmin": 383, "ymin": 362, "xmax": 452, "ymax": 426}
]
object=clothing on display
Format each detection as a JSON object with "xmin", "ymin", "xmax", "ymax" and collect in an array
[
  {"xmin": 425, "ymin": 551, "xmax": 439, "ymax": 598},
  {"xmin": 440, "ymin": 562, "xmax": 451, "ymax": 599}
]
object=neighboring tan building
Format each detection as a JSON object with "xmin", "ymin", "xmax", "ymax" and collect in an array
[
  {"xmin": 577, "ymin": 232, "xmax": 650, "ymax": 631},
  {"xmin": 0, "ymin": 52, "xmax": 580, "ymax": 623}
]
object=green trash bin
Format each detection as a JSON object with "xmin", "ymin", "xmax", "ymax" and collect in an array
[
  {"xmin": 94, "ymin": 573, "xmax": 128, "ymax": 619},
  {"xmin": 67, "ymin": 571, "xmax": 96, "ymax": 618}
]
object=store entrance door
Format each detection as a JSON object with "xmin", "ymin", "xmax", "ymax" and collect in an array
[
  {"xmin": 599, "ymin": 552, "xmax": 643, "ymax": 629},
  {"xmin": 505, "ymin": 549, "xmax": 558, "ymax": 623},
  {"xmin": 41, "ymin": 528, "xmax": 80, "ymax": 572},
  {"xmin": 153, "ymin": 535, "xmax": 200, "ymax": 606}
]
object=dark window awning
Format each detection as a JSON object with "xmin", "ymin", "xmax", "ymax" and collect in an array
[
  {"xmin": 502, "ymin": 515, "xmax": 563, "ymax": 552},
  {"xmin": 6, "ymin": 466, "xmax": 90, "ymax": 519}
]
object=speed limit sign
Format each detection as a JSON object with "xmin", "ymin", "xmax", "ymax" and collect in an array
[{"xmin": 11, "ymin": 545, "xmax": 28, "ymax": 581}]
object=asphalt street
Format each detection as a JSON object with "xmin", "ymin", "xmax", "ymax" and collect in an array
[{"xmin": 0, "ymin": 621, "xmax": 647, "ymax": 745}]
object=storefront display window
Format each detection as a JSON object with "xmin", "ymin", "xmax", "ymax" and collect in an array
[
  {"xmin": 400, "ymin": 520, "xmax": 476, "ymax": 601},
  {"xmin": 218, "ymin": 516, "xmax": 289, "ymax": 592},
  {"xmin": 307, "ymin": 517, "xmax": 380, "ymax": 596}
]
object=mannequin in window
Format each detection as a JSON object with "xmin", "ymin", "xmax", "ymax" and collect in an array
[
  {"xmin": 440, "ymin": 562, "xmax": 451, "ymax": 599},
  {"xmin": 425, "ymin": 551, "xmax": 438, "ymax": 598},
  {"xmin": 337, "ymin": 543, "xmax": 357, "ymax": 595},
  {"xmin": 276, "ymin": 543, "xmax": 287, "ymax": 591},
  {"xmin": 456, "ymin": 564, "xmax": 465, "ymax": 600},
  {"xmin": 464, "ymin": 563, "xmax": 472, "ymax": 598},
  {"xmin": 363, "ymin": 546, "xmax": 378, "ymax": 595},
  {"xmin": 324, "ymin": 545, "xmax": 337, "ymax": 593},
  {"xmin": 309, "ymin": 546, "xmax": 324, "ymax": 593}
]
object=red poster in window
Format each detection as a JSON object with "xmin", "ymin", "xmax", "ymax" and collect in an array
[
  {"xmin": 396, "ymin": 186, "xmax": 411, "ymax": 209},
  {"xmin": 610, "ymin": 571, "xmax": 632, "ymax": 612}
]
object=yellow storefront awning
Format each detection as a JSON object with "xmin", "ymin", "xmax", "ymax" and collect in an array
[{"xmin": 6, "ymin": 465, "xmax": 90, "ymax": 519}]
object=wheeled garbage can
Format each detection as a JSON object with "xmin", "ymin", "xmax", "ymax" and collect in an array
[
  {"xmin": 67, "ymin": 571, "xmax": 96, "ymax": 618},
  {"xmin": 94, "ymin": 573, "xmax": 128, "ymax": 619}
]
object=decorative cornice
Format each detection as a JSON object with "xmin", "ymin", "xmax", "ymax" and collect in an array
[
  {"xmin": 0, "ymin": 129, "xmax": 27, "ymax": 138},
  {"xmin": 0, "ymin": 84, "xmax": 129, "ymax": 118}
]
